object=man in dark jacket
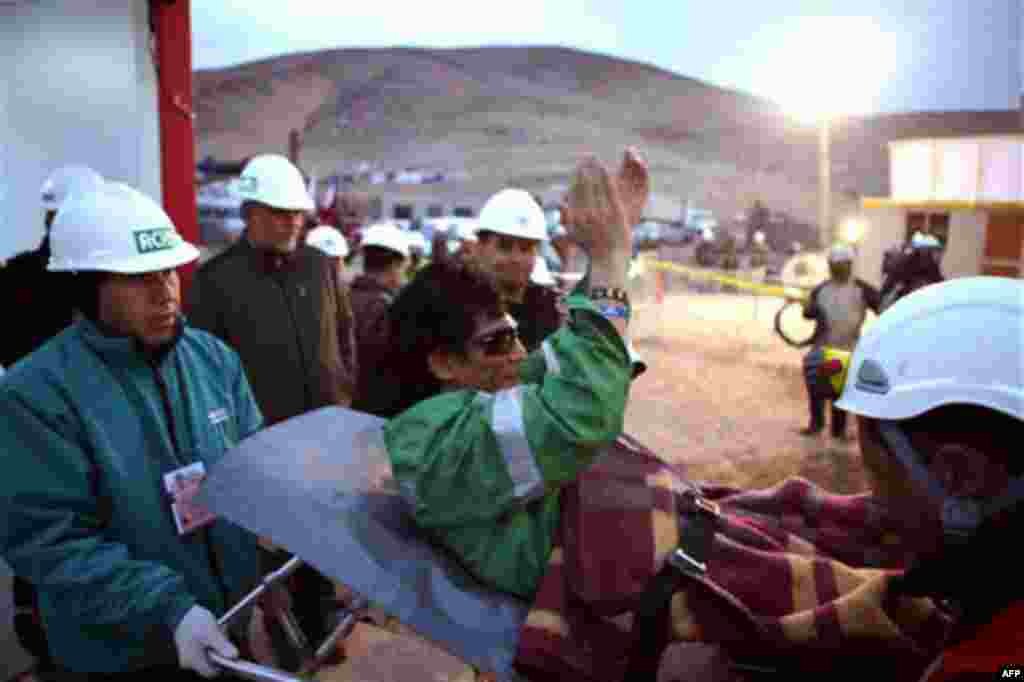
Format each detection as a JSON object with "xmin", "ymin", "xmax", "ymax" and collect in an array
[
  {"xmin": 186, "ymin": 154, "xmax": 357, "ymax": 647},
  {"xmin": 474, "ymin": 188, "xmax": 564, "ymax": 352},
  {"xmin": 349, "ymin": 223, "xmax": 409, "ymax": 413},
  {"xmin": 0, "ymin": 164, "xmax": 103, "ymax": 369}
]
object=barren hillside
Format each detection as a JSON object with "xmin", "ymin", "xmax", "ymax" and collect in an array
[{"xmin": 194, "ymin": 46, "xmax": 1020, "ymax": 241}]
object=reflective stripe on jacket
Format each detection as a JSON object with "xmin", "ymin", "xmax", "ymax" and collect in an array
[
  {"xmin": 384, "ymin": 291, "xmax": 631, "ymax": 599},
  {"xmin": 0, "ymin": 319, "xmax": 264, "ymax": 672}
]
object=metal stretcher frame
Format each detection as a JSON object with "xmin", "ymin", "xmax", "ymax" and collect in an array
[{"xmin": 198, "ymin": 407, "xmax": 530, "ymax": 682}]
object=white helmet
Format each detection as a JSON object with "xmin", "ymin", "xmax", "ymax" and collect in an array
[
  {"xmin": 237, "ymin": 154, "xmax": 314, "ymax": 212},
  {"xmin": 910, "ymin": 231, "xmax": 942, "ymax": 249},
  {"xmin": 405, "ymin": 231, "xmax": 429, "ymax": 255},
  {"xmin": 477, "ymin": 189, "xmax": 548, "ymax": 242},
  {"xmin": 753, "ymin": 230, "xmax": 766, "ymax": 245},
  {"xmin": 48, "ymin": 182, "xmax": 199, "ymax": 273},
  {"xmin": 452, "ymin": 218, "xmax": 479, "ymax": 242},
  {"xmin": 836, "ymin": 276, "xmax": 1023, "ymax": 422},
  {"xmin": 701, "ymin": 227, "xmax": 714, "ymax": 241},
  {"xmin": 305, "ymin": 224, "xmax": 349, "ymax": 258},
  {"xmin": 530, "ymin": 256, "xmax": 556, "ymax": 287},
  {"xmin": 40, "ymin": 164, "xmax": 104, "ymax": 211},
  {"xmin": 827, "ymin": 243, "xmax": 854, "ymax": 263},
  {"xmin": 360, "ymin": 222, "xmax": 410, "ymax": 257}
]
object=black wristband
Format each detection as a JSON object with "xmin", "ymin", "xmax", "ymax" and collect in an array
[{"xmin": 589, "ymin": 286, "xmax": 630, "ymax": 306}]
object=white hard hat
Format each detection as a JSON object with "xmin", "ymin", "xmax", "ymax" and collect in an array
[
  {"xmin": 40, "ymin": 164, "xmax": 104, "ymax": 211},
  {"xmin": 477, "ymin": 189, "xmax": 548, "ymax": 242},
  {"xmin": 827, "ymin": 243, "xmax": 854, "ymax": 263},
  {"xmin": 405, "ymin": 230, "xmax": 428, "ymax": 254},
  {"xmin": 530, "ymin": 256, "xmax": 556, "ymax": 287},
  {"xmin": 836, "ymin": 276, "xmax": 1023, "ymax": 422},
  {"xmin": 702, "ymin": 227, "xmax": 714, "ymax": 241},
  {"xmin": 48, "ymin": 182, "xmax": 199, "ymax": 273},
  {"xmin": 753, "ymin": 230, "xmax": 766, "ymax": 244},
  {"xmin": 306, "ymin": 224, "xmax": 349, "ymax": 258},
  {"xmin": 360, "ymin": 222, "xmax": 410, "ymax": 257},
  {"xmin": 453, "ymin": 218, "xmax": 479, "ymax": 242},
  {"xmin": 237, "ymin": 154, "xmax": 314, "ymax": 212},
  {"xmin": 910, "ymin": 231, "xmax": 942, "ymax": 249}
]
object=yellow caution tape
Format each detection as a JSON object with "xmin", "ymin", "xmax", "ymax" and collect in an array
[{"xmin": 643, "ymin": 257, "xmax": 813, "ymax": 301}]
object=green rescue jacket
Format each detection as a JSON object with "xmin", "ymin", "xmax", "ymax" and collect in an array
[
  {"xmin": 384, "ymin": 291, "xmax": 631, "ymax": 599},
  {"xmin": 0, "ymin": 319, "xmax": 264, "ymax": 672}
]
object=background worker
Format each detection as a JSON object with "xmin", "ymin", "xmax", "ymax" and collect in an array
[
  {"xmin": 473, "ymin": 188, "xmax": 563, "ymax": 351},
  {"xmin": 799, "ymin": 243, "xmax": 879, "ymax": 439},
  {"xmin": 833, "ymin": 276, "xmax": 1024, "ymax": 680},
  {"xmin": 349, "ymin": 223, "xmax": 411, "ymax": 414},
  {"xmin": 305, "ymin": 223, "xmax": 351, "ymax": 282},
  {"xmin": 186, "ymin": 153, "xmax": 356, "ymax": 646},
  {"xmin": 0, "ymin": 164, "xmax": 104, "ymax": 368},
  {"xmin": 0, "ymin": 183, "xmax": 263, "ymax": 678}
]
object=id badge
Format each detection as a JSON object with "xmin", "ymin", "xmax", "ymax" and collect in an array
[{"xmin": 164, "ymin": 461, "xmax": 217, "ymax": 536}]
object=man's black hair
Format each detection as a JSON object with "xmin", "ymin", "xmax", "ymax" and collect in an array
[
  {"xmin": 368, "ymin": 260, "xmax": 505, "ymax": 416},
  {"xmin": 362, "ymin": 245, "xmax": 406, "ymax": 273},
  {"xmin": 68, "ymin": 271, "xmax": 109, "ymax": 322}
]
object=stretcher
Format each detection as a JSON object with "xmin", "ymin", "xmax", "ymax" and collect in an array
[{"xmin": 197, "ymin": 407, "xmax": 530, "ymax": 682}]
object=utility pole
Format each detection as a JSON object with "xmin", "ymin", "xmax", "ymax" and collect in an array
[{"xmin": 818, "ymin": 118, "xmax": 832, "ymax": 249}]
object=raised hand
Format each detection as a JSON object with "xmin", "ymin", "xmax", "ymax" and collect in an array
[
  {"xmin": 562, "ymin": 156, "xmax": 630, "ymax": 262},
  {"xmin": 617, "ymin": 147, "xmax": 649, "ymax": 231}
]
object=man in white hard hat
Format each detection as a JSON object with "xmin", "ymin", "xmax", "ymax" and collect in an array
[
  {"xmin": 879, "ymin": 231, "xmax": 945, "ymax": 313},
  {"xmin": 305, "ymin": 223, "xmax": 351, "ymax": 281},
  {"xmin": 0, "ymin": 182, "xmax": 264, "ymax": 678},
  {"xmin": 824, "ymin": 276, "xmax": 1024, "ymax": 679},
  {"xmin": 185, "ymin": 154, "xmax": 357, "ymax": 645},
  {"xmin": 474, "ymin": 188, "xmax": 564, "ymax": 351},
  {"xmin": 0, "ymin": 164, "xmax": 104, "ymax": 369},
  {"xmin": 349, "ymin": 223, "xmax": 410, "ymax": 414},
  {"xmin": 187, "ymin": 154, "xmax": 357, "ymax": 423},
  {"xmin": 799, "ymin": 242, "xmax": 879, "ymax": 439}
]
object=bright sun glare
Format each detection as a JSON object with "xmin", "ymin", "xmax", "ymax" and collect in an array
[{"xmin": 765, "ymin": 16, "xmax": 896, "ymax": 124}]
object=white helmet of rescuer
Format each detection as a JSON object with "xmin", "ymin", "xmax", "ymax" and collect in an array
[
  {"xmin": 836, "ymin": 276, "xmax": 1023, "ymax": 422},
  {"xmin": 237, "ymin": 154, "xmax": 314, "ymax": 212},
  {"xmin": 40, "ymin": 164, "xmax": 104, "ymax": 211},
  {"xmin": 360, "ymin": 223, "xmax": 411, "ymax": 258},
  {"xmin": 48, "ymin": 182, "xmax": 199, "ymax": 273},
  {"xmin": 477, "ymin": 189, "xmax": 548, "ymax": 242},
  {"xmin": 306, "ymin": 224, "xmax": 350, "ymax": 258}
]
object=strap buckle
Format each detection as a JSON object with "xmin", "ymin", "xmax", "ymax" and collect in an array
[{"xmin": 668, "ymin": 491, "xmax": 721, "ymax": 577}]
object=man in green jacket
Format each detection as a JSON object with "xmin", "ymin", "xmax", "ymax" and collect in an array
[
  {"xmin": 0, "ymin": 183, "xmax": 263, "ymax": 677},
  {"xmin": 375, "ymin": 149, "xmax": 647, "ymax": 599}
]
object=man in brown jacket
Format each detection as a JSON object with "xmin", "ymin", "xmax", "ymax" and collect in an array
[{"xmin": 185, "ymin": 154, "xmax": 357, "ymax": 646}]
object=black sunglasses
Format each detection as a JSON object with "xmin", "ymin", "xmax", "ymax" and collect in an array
[{"xmin": 467, "ymin": 324, "xmax": 522, "ymax": 357}]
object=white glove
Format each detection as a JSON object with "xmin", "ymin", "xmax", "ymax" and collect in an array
[{"xmin": 174, "ymin": 604, "xmax": 238, "ymax": 678}]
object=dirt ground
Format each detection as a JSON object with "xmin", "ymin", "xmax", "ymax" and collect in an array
[{"xmin": 623, "ymin": 270, "xmax": 872, "ymax": 495}]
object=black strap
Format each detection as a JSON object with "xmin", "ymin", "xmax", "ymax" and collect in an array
[{"xmin": 624, "ymin": 491, "xmax": 720, "ymax": 681}]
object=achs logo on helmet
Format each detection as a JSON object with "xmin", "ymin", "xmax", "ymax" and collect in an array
[{"xmin": 134, "ymin": 228, "xmax": 180, "ymax": 254}]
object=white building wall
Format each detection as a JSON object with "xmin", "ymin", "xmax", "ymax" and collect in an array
[
  {"xmin": 0, "ymin": 0, "xmax": 161, "ymax": 260},
  {"xmin": 853, "ymin": 207, "xmax": 903, "ymax": 289},
  {"xmin": 943, "ymin": 211, "xmax": 989, "ymax": 279}
]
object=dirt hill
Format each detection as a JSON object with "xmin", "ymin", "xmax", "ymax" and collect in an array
[{"xmin": 193, "ymin": 46, "xmax": 1020, "ymax": 243}]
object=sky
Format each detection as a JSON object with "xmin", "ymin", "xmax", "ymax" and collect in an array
[{"xmin": 191, "ymin": 0, "xmax": 1022, "ymax": 116}]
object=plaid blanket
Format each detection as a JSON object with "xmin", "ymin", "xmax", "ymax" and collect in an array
[{"xmin": 515, "ymin": 435, "xmax": 951, "ymax": 681}]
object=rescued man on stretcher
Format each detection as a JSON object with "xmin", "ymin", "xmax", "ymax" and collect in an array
[{"xmin": 365, "ymin": 149, "xmax": 953, "ymax": 681}]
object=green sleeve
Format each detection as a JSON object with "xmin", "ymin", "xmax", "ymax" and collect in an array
[{"xmin": 0, "ymin": 391, "xmax": 196, "ymax": 632}]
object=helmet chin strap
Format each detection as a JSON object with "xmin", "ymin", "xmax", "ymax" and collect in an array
[{"xmin": 878, "ymin": 421, "xmax": 1024, "ymax": 542}]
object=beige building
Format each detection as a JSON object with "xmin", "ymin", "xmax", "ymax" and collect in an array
[{"xmin": 855, "ymin": 135, "xmax": 1024, "ymax": 287}]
